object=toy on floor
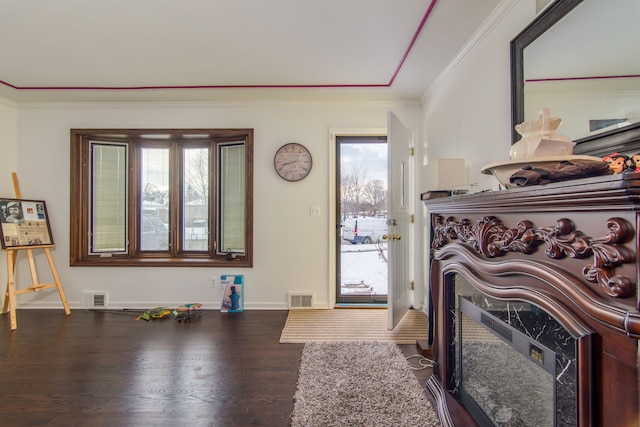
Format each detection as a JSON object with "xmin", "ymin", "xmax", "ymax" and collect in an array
[
  {"xmin": 136, "ymin": 307, "xmax": 172, "ymax": 321},
  {"xmin": 172, "ymin": 303, "xmax": 202, "ymax": 322},
  {"xmin": 136, "ymin": 303, "xmax": 202, "ymax": 322}
]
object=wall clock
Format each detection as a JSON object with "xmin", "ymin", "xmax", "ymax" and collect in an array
[{"xmin": 274, "ymin": 143, "xmax": 312, "ymax": 182}]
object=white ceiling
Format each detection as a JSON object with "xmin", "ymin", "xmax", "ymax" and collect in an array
[{"xmin": 0, "ymin": 0, "xmax": 500, "ymax": 103}]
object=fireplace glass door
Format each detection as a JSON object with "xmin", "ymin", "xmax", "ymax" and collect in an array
[
  {"xmin": 450, "ymin": 273, "xmax": 578, "ymax": 427},
  {"xmin": 460, "ymin": 298, "xmax": 555, "ymax": 426}
]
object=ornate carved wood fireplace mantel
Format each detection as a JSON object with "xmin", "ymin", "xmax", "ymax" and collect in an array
[{"xmin": 422, "ymin": 173, "xmax": 640, "ymax": 427}]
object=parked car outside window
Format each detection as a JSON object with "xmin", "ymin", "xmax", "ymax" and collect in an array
[
  {"xmin": 342, "ymin": 217, "xmax": 388, "ymax": 244},
  {"xmin": 142, "ymin": 215, "xmax": 169, "ymax": 250}
]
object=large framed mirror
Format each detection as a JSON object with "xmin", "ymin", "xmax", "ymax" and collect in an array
[{"xmin": 511, "ymin": 0, "xmax": 640, "ymax": 156}]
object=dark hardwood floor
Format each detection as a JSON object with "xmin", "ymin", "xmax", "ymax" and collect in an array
[{"xmin": 0, "ymin": 309, "xmax": 438, "ymax": 427}]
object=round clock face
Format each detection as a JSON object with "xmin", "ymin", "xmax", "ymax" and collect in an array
[{"xmin": 274, "ymin": 143, "xmax": 312, "ymax": 182}]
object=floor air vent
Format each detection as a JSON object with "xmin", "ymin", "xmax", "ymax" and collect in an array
[
  {"xmin": 82, "ymin": 292, "xmax": 108, "ymax": 309},
  {"xmin": 289, "ymin": 293, "xmax": 313, "ymax": 309}
]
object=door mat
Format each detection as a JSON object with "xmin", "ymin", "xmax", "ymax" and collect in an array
[{"xmin": 279, "ymin": 308, "xmax": 428, "ymax": 344}]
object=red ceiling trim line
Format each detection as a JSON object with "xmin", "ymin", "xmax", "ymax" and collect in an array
[
  {"xmin": 388, "ymin": 0, "xmax": 438, "ymax": 86},
  {"xmin": 0, "ymin": 80, "xmax": 390, "ymax": 91},
  {"xmin": 526, "ymin": 74, "xmax": 640, "ymax": 83},
  {"xmin": 0, "ymin": 1, "xmax": 437, "ymax": 92}
]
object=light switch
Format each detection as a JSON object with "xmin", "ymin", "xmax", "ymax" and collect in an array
[{"xmin": 309, "ymin": 205, "xmax": 321, "ymax": 217}]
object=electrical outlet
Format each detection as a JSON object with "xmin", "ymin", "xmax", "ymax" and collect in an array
[
  {"xmin": 310, "ymin": 205, "xmax": 320, "ymax": 217},
  {"xmin": 211, "ymin": 276, "xmax": 217, "ymax": 286}
]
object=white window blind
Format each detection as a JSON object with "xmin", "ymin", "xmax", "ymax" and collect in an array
[
  {"xmin": 90, "ymin": 142, "xmax": 127, "ymax": 253},
  {"xmin": 219, "ymin": 143, "xmax": 245, "ymax": 253}
]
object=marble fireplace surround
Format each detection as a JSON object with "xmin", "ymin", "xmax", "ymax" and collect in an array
[{"xmin": 423, "ymin": 173, "xmax": 640, "ymax": 427}]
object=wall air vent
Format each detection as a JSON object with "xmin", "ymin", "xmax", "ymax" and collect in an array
[
  {"xmin": 288, "ymin": 293, "xmax": 313, "ymax": 309},
  {"xmin": 82, "ymin": 292, "xmax": 108, "ymax": 309}
]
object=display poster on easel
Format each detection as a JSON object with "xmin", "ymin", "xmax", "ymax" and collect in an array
[
  {"xmin": 0, "ymin": 198, "xmax": 54, "ymax": 248},
  {"xmin": 2, "ymin": 173, "xmax": 70, "ymax": 331}
]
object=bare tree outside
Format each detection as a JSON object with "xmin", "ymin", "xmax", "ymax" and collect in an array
[
  {"xmin": 341, "ymin": 163, "xmax": 368, "ymax": 217},
  {"xmin": 142, "ymin": 183, "xmax": 168, "ymax": 205},
  {"xmin": 362, "ymin": 179, "xmax": 387, "ymax": 217},
  {"xmin": 341, "ymin": 164, "xmax": 387, "ymax": 217},
  {"xmin": 185, "ymin": 149, "xmax": 209, "ymax": 202},
  {"xmin": 183, "ymin": 148, "xmax": 209, "ymax": 250}
]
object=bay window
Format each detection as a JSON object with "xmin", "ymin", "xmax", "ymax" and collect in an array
[{"xmin": 70, "ymin": 129, "xmax": 253, "ymax": 267}]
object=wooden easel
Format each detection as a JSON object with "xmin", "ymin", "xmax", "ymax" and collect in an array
[{"xmin": 2, "ymin": 172, "xmax": 70, "ymax": 330}]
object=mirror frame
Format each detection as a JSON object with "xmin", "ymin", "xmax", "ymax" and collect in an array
[{"xmin": 510, "ymin": 0, "xmax": 640, "ymax": 156}]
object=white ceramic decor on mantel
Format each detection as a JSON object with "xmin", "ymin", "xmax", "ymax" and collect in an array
[
  {"xmin": 509, "ymin": 108, "xmax": 574, "ymax": 160},
  {"xmin": 481, "ymin": 108, "xmax": 603, "ymax": 188}
]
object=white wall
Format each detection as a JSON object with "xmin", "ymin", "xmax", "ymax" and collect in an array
[
  {"xmin": 0, "ymin": 99, "xmax": 17, "ymax": 195},
  {"xmin": 8, "ymin": 100, "xmax": 420, "ymax": 310},
  {"xmin": 418, "ymin": 0, "xmax": 537, "ymax": 308},
  {"xmin": 0, "ymin": 98, "xmax": 18, "ymax": 285}
]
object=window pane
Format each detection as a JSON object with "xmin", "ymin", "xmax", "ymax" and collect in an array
[
  {"xmin": 183, "ymin": 148, "xmax": 209, "ymax": 251},
  {"xmin": 219, "ymin": 143, "xmax": 245, "ymax": 253},
  {"xmin": 141, "ymin": 148, "xmax": 169, "ymax": 251},
  {"xmin": 91, "ymin": 142, "xmax": 127, "ymax": 253}
]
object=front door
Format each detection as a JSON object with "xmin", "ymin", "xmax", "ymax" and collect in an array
[{"xmin": 387, "ymin": 112, "xmax": 414, "ymax": 329}]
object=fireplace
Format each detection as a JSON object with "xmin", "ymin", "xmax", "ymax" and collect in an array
[
  {"xmin": 422, "ymin": 174, "xmax": 640, "ymax": 427},
  {"xmin": 453, "ymin": 274, "xmax": 576, "ymax": 426}
]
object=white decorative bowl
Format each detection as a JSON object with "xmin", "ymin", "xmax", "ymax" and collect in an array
[
  {"xmin": 509, "ymin": 138, "xmax": 576, "ymax": 160},
  {"xmin": 481, "ymin": 155, "xmax": 604, "ymax": 188}
]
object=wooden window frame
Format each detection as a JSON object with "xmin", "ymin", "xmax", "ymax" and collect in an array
[{"xmin": 70, "ymin": 128, "xmax": 253, "ymax": 267}]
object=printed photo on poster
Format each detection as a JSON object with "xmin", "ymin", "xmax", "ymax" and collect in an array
[
  {"xmin": 220, "ymin": 274, "xmax": 243, "ymax": 313},
  {"xmin": 0, "ymin": 199, "xmax": 54, "ymax": 249}
]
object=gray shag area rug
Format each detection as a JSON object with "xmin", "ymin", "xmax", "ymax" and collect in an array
[{"xmin": 291, "ymin": 341, "xmax": 441, "ymax": 427}]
